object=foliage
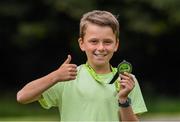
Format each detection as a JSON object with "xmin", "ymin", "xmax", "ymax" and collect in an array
[{"xmin": 0, "ymin": 0, "xmax": 180, "ymax": 95}]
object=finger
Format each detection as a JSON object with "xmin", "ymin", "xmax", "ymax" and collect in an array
[
  {"xmin": 124, "ymin": 72, "xmax": 135, "ymax": 84},
  {"xmin": 68, "ymin": 64, "xmax": 78, "ymax": 68},
  {"xmin": 63, "ymin": 55, "xmax": 71, "ymax": 64},
  {"xmin": 70, "ymin": 72, "xmax": 77, "ymax": 76},
  {"xmin": 69, "ymin": 76, "xmax": 76, "ymax": 80},
  {"xmin": 120, "ymin": 73, "xmax": 134, "ymax": 82},
  {"xmin": 69, "ymin": 68, "xmax": 77, "ymax": 72},
  {"xmin": 67, "ymin": 66, "xmax": 77, "ymax": 72},
  {"xmin": 67, "ymin": 64, "xmax": 77, "ymax": 71},
  {"xmin": 121, "ymin": 79, "xmax": 135, "ymax": 87},
  {"xmin": 120, "ymin": 80, "xmax": 134, "ymax": 89},
  {"xmin": 120, "ymin": 74, "xmax": 130, "ymax": 80},
  {"xmin": 124, "ymin": 72, "xmax": 134, "ymax": 80}
]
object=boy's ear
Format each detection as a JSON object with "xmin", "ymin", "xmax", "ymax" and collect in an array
[
  {"xmin": 114, "ymin": 39, "xmax": 119, "ymax": 52},
  {"xmin": 78, "ymin": 38, "xmax": 85, "ymax": 51}
]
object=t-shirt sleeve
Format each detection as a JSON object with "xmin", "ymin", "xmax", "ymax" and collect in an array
[
  {"xmin": 38, "ymin": 82, "xmax": 65, "ymax": 109},
  {"xmin": 128, "ymin": 75, "xmax": 148, "ymax": 114}
]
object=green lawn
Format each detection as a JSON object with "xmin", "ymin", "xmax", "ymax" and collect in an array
[
  {"xmin": 0, "ymin": 116, "xmax": 59, "ymax": 121},
  {"xmin": 1, "ymin": 93, "xmax": 180, "ymax": 121},
  {"xmin": 1, "ymin": 114, "xmax": 180, "ymax": 121}
]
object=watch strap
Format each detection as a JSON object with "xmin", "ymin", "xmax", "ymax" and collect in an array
[{"xmin": 118, "ymin": 97, "xmax": 131, "ymax": 107}]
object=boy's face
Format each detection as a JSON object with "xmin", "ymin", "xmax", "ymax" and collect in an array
[{"xmin": 79, "ymin": 23, "xmax": 119, "ymax": 67}]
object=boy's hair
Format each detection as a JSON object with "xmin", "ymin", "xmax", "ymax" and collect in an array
[{"xmin": 80, "ymin": 10, "xmax": 119, "ymax": 40}]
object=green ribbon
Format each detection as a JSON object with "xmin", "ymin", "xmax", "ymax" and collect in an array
[{"xmin": 84, "ymin": 63, "xmax": 120, "ymax": 92}]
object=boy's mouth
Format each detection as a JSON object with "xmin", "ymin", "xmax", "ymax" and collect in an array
[{"xmin": 94, "ymin": 53, "xmax": 107, "ymax": 58}]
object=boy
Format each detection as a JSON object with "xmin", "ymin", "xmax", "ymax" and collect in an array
[{"xmin": 17, "ymin": 10, "xmax": 147, "ymax": 121}]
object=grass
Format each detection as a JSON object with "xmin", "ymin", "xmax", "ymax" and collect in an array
[
  {"xmin": 1, "ymin": 93, "xmax": 180, "ymax": 121},
  {"xmin": 0, "ymin": 116, "xmax": 59, "ymax": 121},
  {"xmin": 141, "ymin": 95, "xmax": 180, "ymax": 121},
  {"xmin": 0, "ymin": 93, "xmax": 59, "ymax": 121},
  {"xmin": 145, "ymin": 96, "xmax": 180, "ymax": 114}
]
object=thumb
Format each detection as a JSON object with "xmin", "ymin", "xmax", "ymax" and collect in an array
[{"xmin": 63, "ymin": 55, "xmax": 71, "ymax": 64}]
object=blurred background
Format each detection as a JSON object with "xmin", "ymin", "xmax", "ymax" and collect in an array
[{"xmin": 0, "ymin": 0, "xmax": 180, "ymax": 121}]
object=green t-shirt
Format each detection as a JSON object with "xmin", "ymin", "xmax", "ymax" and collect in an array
[{"xmin": 39, "ymin": 64, "xmax": 147, "ymax": 121}]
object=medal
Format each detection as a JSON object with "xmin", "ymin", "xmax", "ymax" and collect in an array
[{"xmin": 117, "ymin": 60, "xmax": 132, "ymax": 74}]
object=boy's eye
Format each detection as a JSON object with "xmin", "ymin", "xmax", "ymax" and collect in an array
[
  {"xmin": 89, "ymin": 40, "xmax": 98, "ymax": 44},
  {"xmin": 105, "ymin": 41, "xmax": 111, "ymax": 44},
  {"xmin": 104, "ymin": 40, "xmax": 113, "ymax": 45},
  {"xmin": 92, "ymin": 40, "xmax": 97, "ymax": 43}
]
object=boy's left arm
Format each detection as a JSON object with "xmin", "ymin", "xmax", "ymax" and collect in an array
[{"xmin": 118, "ymin": 72, "xmax": 139, "ymax": 121}]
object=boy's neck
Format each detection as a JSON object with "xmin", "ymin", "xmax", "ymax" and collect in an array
[{"xmin": 87, "ymin": 62, "xmax": 111, "ymax": 74}]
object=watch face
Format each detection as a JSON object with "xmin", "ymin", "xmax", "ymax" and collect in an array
[
  {"xmin": 117, "ymin": 60, "xmax": 132, "ymax": 74},
  {"xmin": 118, "ymin": 97, "xmax": 131, "ymax": 107}
]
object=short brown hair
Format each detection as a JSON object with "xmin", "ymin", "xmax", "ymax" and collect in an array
[{"xmin": 79, "ymin": 10, "xmax": 119, "ymax": 40}]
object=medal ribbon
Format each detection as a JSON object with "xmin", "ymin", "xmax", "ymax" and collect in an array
[{"xmin": 84, "ymin": 63, "xmax": 120, "ymax": 92}]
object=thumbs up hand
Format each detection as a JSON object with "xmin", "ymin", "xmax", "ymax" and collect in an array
[{"xmin": 53, "ymin": 55, "xmax": 77, "ymax": 82}]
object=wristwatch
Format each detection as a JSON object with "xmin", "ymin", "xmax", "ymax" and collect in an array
[{"xmin": 118, "ymin": 97, "xmax": 131, "ymax": 107}]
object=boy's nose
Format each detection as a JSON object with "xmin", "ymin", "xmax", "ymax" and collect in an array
[{"xmin": 97, "ymin": 43, "xmax": 105, "ymax": 51}]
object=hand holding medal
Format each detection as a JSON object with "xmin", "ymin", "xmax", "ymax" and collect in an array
[{"xmin": 117, "ymin": 60, "xmax": 135, "ymax": 104}]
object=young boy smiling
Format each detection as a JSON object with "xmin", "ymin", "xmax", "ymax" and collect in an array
[{"xmin": 17, "ymin": 10, "xmax": 147, "ymax": 121}]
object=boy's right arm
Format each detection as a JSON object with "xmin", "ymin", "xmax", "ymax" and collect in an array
[{"xmin": 17, "ymin": 55, "xmax": 77, "ymax": 104}]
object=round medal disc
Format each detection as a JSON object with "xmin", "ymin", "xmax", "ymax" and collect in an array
[{"xmin": 117, "ymin": 60, "xmax": 132, "ymax": 74}]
